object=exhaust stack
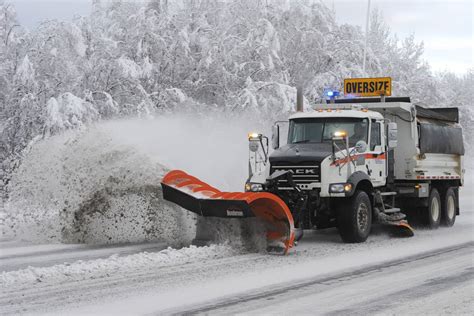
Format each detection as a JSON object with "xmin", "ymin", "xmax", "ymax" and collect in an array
[{"xmin": 296, "ymin": 86, "xmax": 303, "ymax": 112}]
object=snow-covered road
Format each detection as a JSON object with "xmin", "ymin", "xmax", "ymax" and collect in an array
[
  {"xmin": 1, "ymin": 181, "xmax": 473, "ymax": 315},
  {"xmin": 1, "ymin": 223, "xmax": 473, "ymax": 314},
  {"xmin": 174, "ymin": 242, "xmax": 473, "ymax": 315}
]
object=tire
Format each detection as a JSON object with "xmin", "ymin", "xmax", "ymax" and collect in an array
[
  {"xmin": 422, "ymin": 188, "xmax": 441, "ymax": 229},
  {"xmin": 441, "ymin": 187, "xmax": 456, "ymax": 227},
  {"xmin": 337, "ymin": 190, "xmax": 372, "ymax": 243}
]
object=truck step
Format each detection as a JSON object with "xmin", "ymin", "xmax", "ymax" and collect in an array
[
  {"xmin": 383, "ymin": 208, "xmax": 401, "ymax": 214},
  {"xmin": 379, "ymin": 192, "xmax": 397, "ymax": 196}
]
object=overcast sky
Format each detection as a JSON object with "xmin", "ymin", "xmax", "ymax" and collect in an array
[{"xmin": 8, "ymin": 0, "xmax": 474, "ymax": 75}]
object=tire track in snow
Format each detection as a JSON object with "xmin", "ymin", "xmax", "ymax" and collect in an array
[
  {"xmin": 167, "ymin": 241, "xmax": 474, "ymax": 315},
  {"xmin": 0, "ymin": 242, "xmax": 168, "ymax": 272},
  {"xmin": 326, "ymin": 267, "xmax": 473, "ymax": 316},
  {"xmin": 0, "ymin": 252, "xmax": 260, "ymax": 315},
  {"xmin": 1, "ymin": 229, "xmax": 473, "ymax": 314}
]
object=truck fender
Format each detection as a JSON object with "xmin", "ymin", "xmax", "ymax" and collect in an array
[{"xmin": 346, "ymin": 171, "xmax": 373, "ymax": 197}]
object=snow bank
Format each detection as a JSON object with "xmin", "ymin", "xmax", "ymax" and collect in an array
[{"xmin": 0, "ymin": 243, "xmax": 239, "ymax": 287}]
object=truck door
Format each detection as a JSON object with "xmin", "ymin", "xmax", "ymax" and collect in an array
[{"xmin": 367, "ymin": 120, "xmax": 386, "ymax": 186}]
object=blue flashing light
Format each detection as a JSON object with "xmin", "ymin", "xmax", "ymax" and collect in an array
[{"xmin": 324, "ymin": 89, "xmax": 339, "ymax": 98}]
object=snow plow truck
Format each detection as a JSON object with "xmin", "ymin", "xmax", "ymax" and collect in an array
[{"xmin": 161, "ymin": 90, "xmax": 464, "ymax": 255}]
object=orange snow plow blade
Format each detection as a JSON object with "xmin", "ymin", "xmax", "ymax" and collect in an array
[{"xmin": 161, "ymin": 170, "xmax": 295, "ymax": 254}]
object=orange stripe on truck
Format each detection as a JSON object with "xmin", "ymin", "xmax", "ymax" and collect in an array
[{"xmin": 331, "ymin": 153, "xmax": 386, "ymax": 166}]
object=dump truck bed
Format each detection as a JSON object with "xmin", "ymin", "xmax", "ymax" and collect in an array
[{"xmin": 314, "ymin": 98, "xmax": 464, "ymax": 183}]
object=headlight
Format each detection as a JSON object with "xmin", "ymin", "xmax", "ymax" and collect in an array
[
  {"xmin": 329, "ymin": 183, "xmax": 352, "ymax": 193},
  {"xmin": 245, "ymin": 182, "xmax": 264, "ymax": 192}
]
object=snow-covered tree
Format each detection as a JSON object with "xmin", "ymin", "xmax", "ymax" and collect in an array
[{"xmin": 0, "ymin": 0, "xmax": 472, "ymax": 200}]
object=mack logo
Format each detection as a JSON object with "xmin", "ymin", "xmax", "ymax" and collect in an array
[
  {"xmin": 227, "ymin": 209, "xmax": 244, "ymax": 217},
  {"xmin": 274, "ymin": 168, "xmax": 316, "ymax": 175},
  {"xmin": 295, "ymin": 169, "xmax": 316, "ymax": 174}
]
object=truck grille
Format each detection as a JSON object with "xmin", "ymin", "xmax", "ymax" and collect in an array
[{"xmin": 270, "ymin": 162, "xmax": 320, "ymax": 190}]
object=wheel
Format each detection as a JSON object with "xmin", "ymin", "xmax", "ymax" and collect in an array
[
  {"xmin": 422, "ymin": 188, "xmax": 441, "ymax": 229},
  {"xmin": 337, "ymin": 190, "xmax": 372, "ymax": 243},
  {"xmin": 441, "ymin": 187, "xmax": 456, "ymax": 227}
]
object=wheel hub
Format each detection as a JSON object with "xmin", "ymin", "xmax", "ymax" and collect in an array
[
  {"xmin": 431, "ymin": 196, "xmax": 440, "ymax": 221},
  {"xmin": 357, "ymin": 203, "xmax": 369, "ymax": 232}
]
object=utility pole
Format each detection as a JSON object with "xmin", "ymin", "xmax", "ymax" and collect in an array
[
  {"xmin": 296, "ymin": 86, "xmax": 303, "ymax": 112},
  {"xmin": 362, "ymin": 0, "xmax": 371, "ymax": 74}
]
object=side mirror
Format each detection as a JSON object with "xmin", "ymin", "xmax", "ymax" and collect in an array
[
  {"xmin": 355, "ymin": 140, "xmax": 368, "ymax": 153},
  {"xmin": 271, "ymin": 124, "xmax": 280, "ymax": 149},
  {"xmin": 387, "ymin": 122, "xmax": 398, "ymax": 148}
]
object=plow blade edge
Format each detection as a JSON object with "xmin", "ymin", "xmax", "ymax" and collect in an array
[
  {"xmin": 161, "ymin": 170, "xmax": 295, "ymax": 254},
  {"xmin": 386, "ymin": 220, "xmax": 415, "ymax": 237},
  {"xmin": 377, "ymin": 212, "xmax": 415, "ymax": 237}
]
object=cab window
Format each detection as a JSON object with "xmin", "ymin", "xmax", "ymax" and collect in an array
[
  {"xmin": 288, "ymin": 118, "xmax": 368, "ymax": 145},
  {"xmin": 370, "ymin": 120, "xmax": 381, "ymax": 150}
]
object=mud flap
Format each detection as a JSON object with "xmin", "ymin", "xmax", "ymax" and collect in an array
[{"xmin": 161, "ymin": 170, "xmax": 295, "ymax": 254}]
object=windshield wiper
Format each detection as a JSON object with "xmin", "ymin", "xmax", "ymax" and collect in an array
[{"xmin": 293, "ymin": 140, "xmax": 311, "ymax": 144}]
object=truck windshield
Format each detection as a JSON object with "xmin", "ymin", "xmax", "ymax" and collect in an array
[{"xmin": 288, "ymin": 118, "xmax": 368, "ymax": 146}]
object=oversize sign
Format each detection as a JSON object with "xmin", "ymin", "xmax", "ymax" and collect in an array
[{"xmin": 344, "ymin": 77, "xmax": 392, "ymax": 97}]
